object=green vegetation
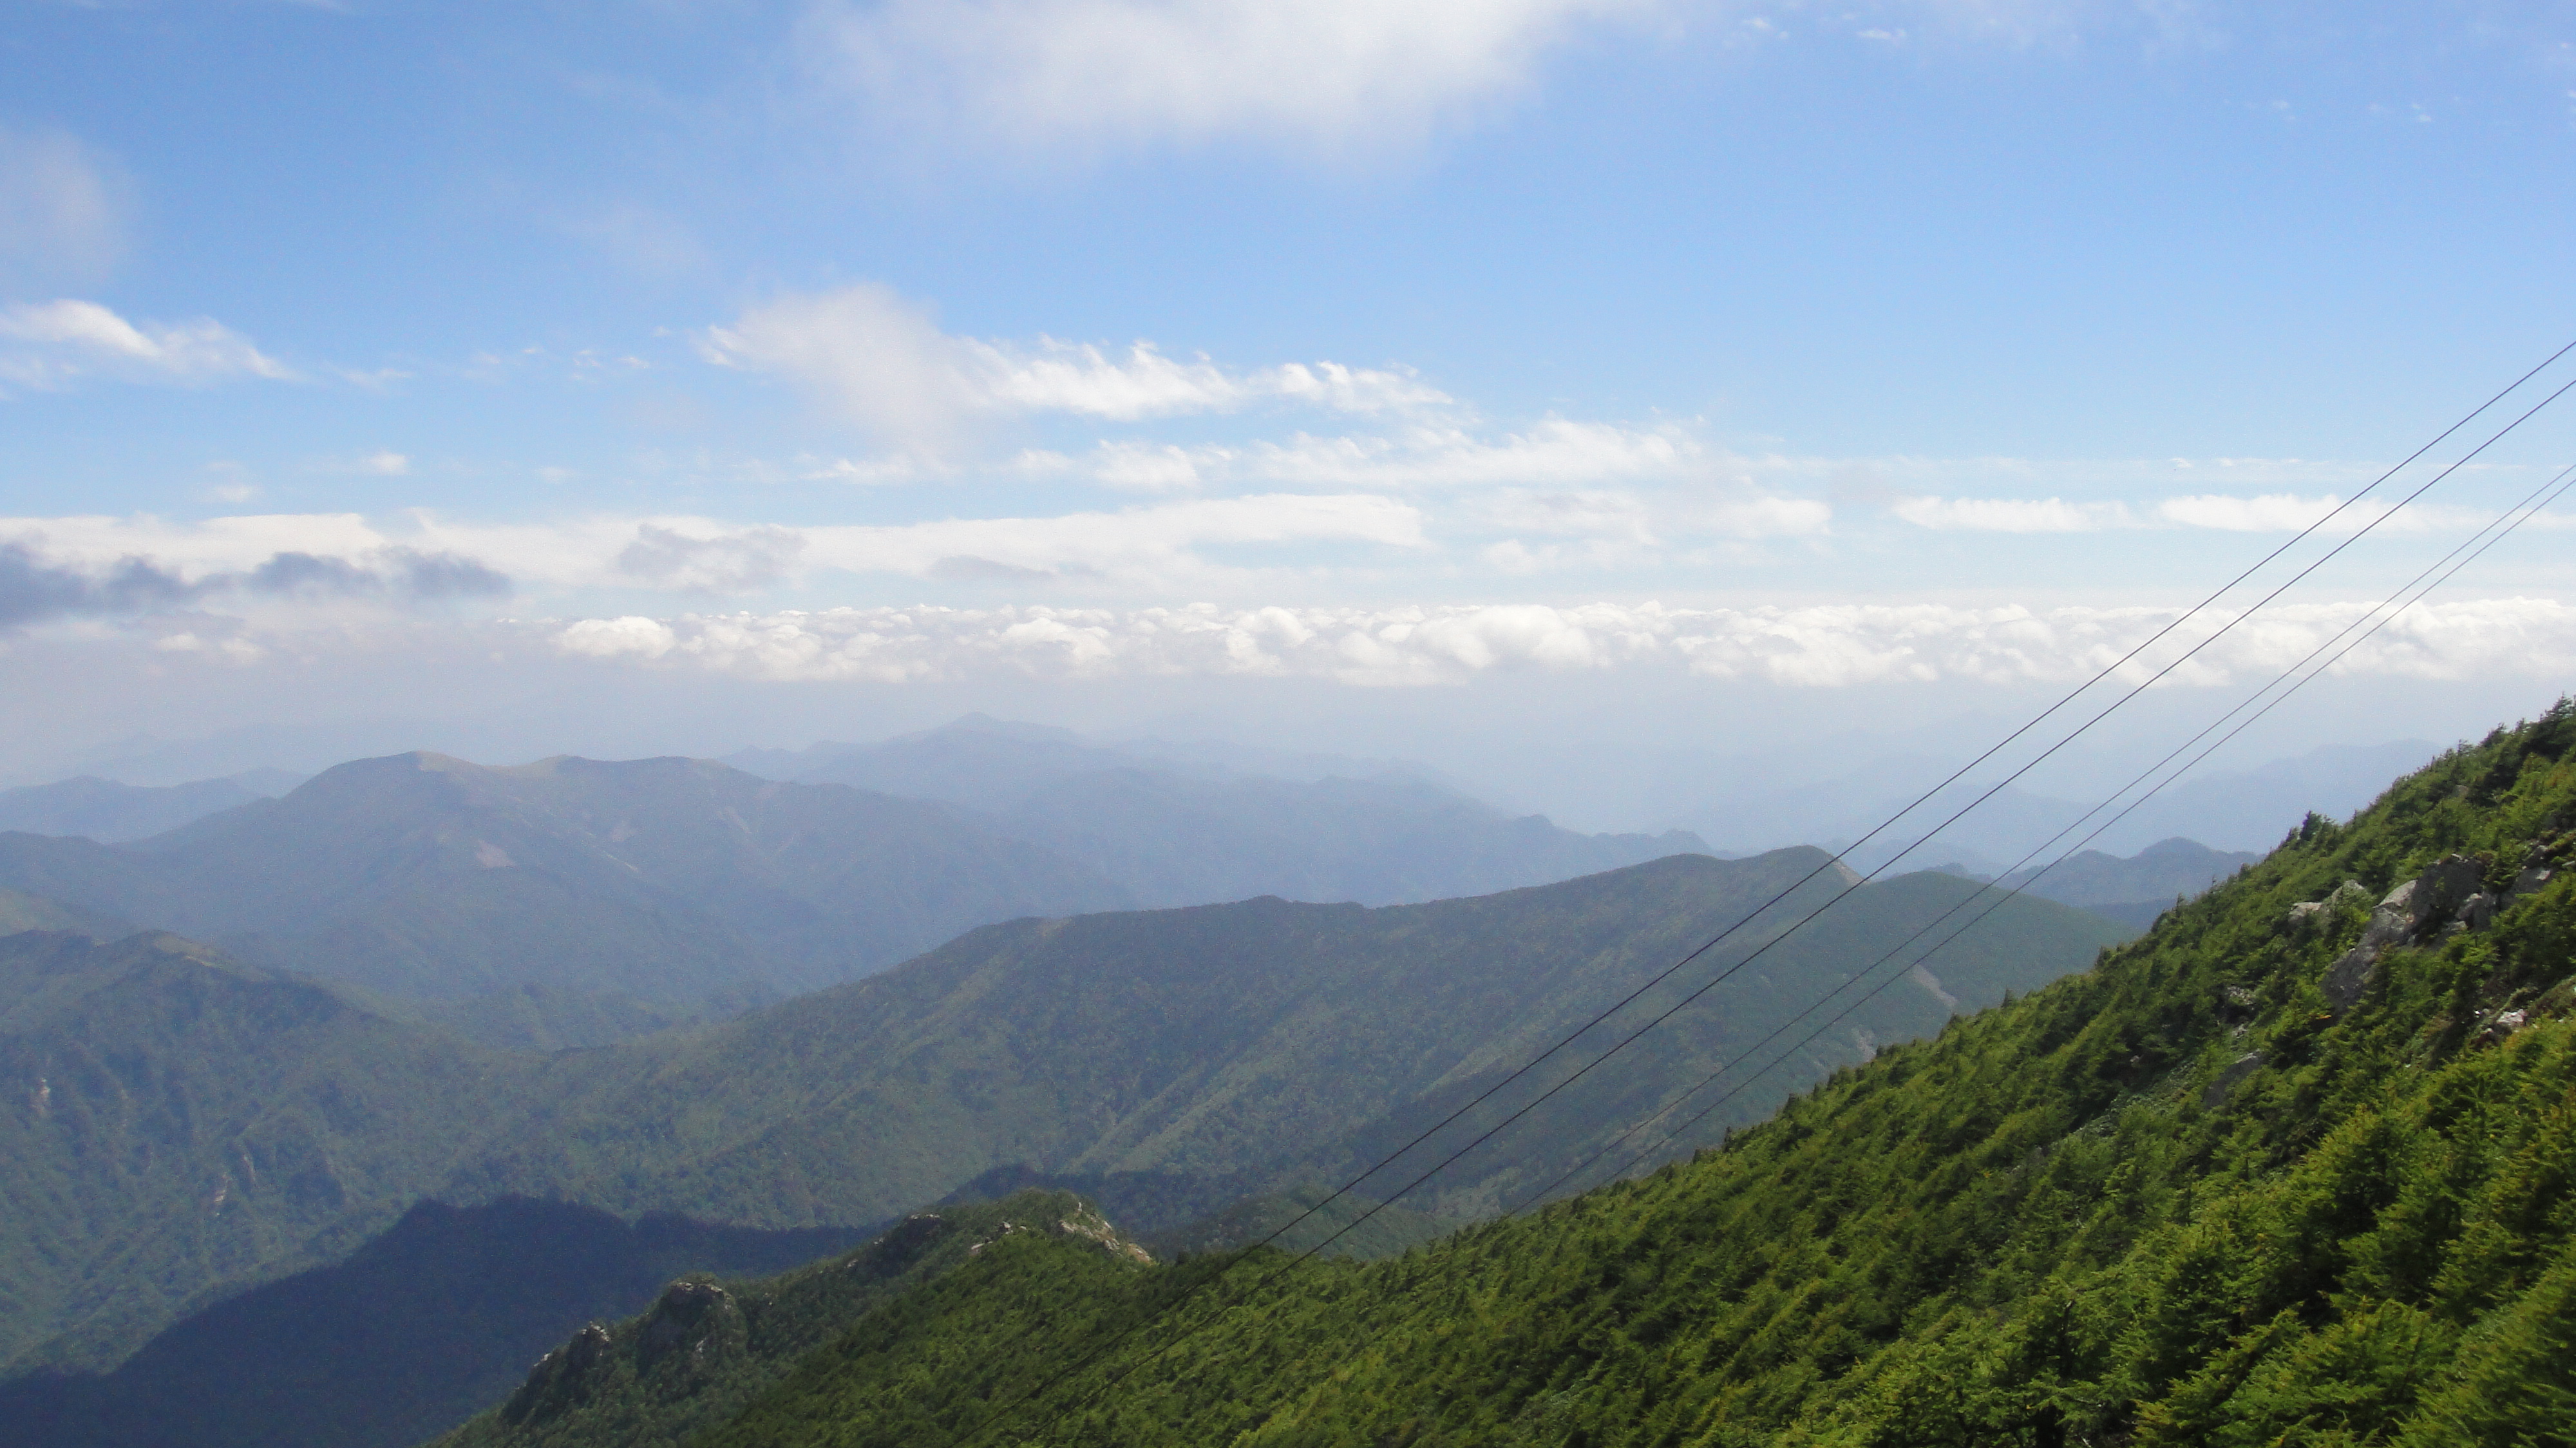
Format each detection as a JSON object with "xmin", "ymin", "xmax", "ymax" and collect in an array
[
  {"xmin": 0, "ymin": 848, "xmax": 2116, "ymax": 1378},
  {"xmin": 431, "ymin": 1194, "xmax": 1137, "ymax": 1448},
  {"xmin": 517, "ymin": 700, "xmax": 2576, "ymax": 1448}
]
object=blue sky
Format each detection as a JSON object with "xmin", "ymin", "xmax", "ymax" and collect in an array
[{"xmin": 3, "ymin": 0, "xmax": 2574, "ymax": 819}]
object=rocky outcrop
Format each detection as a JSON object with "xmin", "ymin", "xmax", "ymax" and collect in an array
[
  {"xmin": 635, "ymin": 1279, "xmax": 740, "ymax": 1370},
  {"xmin": 2314, "ymin": 850, "xmax": 2559, "ymax": 1011},
  {"xmin": 499, "ymin": 1323, "xmax": 612, "ymax": 1426}
]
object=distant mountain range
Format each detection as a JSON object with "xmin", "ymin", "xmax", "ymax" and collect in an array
[
  {"xmin": 0, "ymin": 850, "xmax": 2122, "ymax": 1380},
  {"xmin": 0, "ymin": 751, "xmax": 1130, "ymax": 1013},
  {"xmin": 0, "ymin": 771, "xmax": 300, "ymax": 843},
  {"xmin": 730, "ymin": 712, "xmax": 1713, "ymax": 908},
  {"xmin": 1687, "ymin": 738, "xmax": 2438, "ymax": 866},
  {"xmin": 0, "ymin": 720, "xmax": 1712, "ymax": 1027},
  {"xmin": 1933, "ymin": 836, "xmax": 2262, "ymax": 931}
]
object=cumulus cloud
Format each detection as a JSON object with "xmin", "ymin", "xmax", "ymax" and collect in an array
[
  {"xmin": 700, "ymin": 283, "xmax": 1446, "ymax": 451},
  {"xmin": 0, "ymin": 299, "xmax": 295, "ymax": 392},
  {"xmin": 544, "ymin": 596, "xmax": 2576, "ymax": 688},
  {"xmin": 0, "ymin": 129, "xmax": 126, "ymax": 288},
  {"xmin": 807, "ymin": 0, "xmax": 1649, "ymax": 157}
]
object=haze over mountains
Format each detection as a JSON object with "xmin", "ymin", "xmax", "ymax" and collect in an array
[
  {"xmin": 729, "ymin": 714, "xmax": 1710, "ymax": 910},
  {"xmin": 0, "ymin": 752, "xmax": 1132, "ymax": 1015},
  {"xmin": 1685, "ymin": 738, "xmax": 2438, "ymax": 869},
  {"xmin": 0, "ymin": 772, "xmax": 301, "ymax": 844}
]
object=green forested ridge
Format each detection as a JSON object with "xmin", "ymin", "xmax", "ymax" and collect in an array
[
  {"xmin": 601, "ymin": 701, "xmax": 2576, "ymax": 1448},
  {"xmin": 429, "ymin": 1193, "xmax": 1142, "ymax": 1448},
  {"xmin": 0, "ymin": 931, "xmax": 610, "ymax": 1371},
  {"xmin": 0, "ymin": 849, "xmax": 2115, "ymax": 1380},
  {"xmin": 455, "ymin": 850, "xmax": 2117, "ymax": 1226}
]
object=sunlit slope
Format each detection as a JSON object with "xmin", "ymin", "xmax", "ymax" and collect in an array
[
  {"xmin": 430, "ymin": 1193, "xmax": 1138, "ymax": 1448},
  {"xmin": 475, "ymin": 850, "xmax": 2121, "ymax": 1227},
  {"xmin": 676, "ymin": 701, "xmax": 2576, "ymax": 1448}
]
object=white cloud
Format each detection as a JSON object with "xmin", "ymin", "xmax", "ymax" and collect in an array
[
  {"xmin": 0, "ymin": 300, "xmax": 296, "ymax": 392},
  {"xmin": 1025, "ymin": 417, "xmax": 1734, "ymax": 495},
  {"xmin": 544, "ymin": 595, "xmax": 2576, "ymax": 687},
  {"xmin": 2154, "ymin": 492, "xmax": 2343, "ymax": 531},
  {"xmin": 0, "ymin": 129, "xmax": 126, "ymax": 287},
  {"xmin": 1893, "ymin": 496, "xmax": 2132, "ymax": 532},
  {"xmin": 807, "ymin": 0, "xmax": 1651, "ymax": 156},
  {"xmin": 701, "ymin": 283, "xmax": 1443, "ymax": 452}
]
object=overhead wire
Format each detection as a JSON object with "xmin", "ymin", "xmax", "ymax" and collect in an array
[
  {"xmin": 1535, "ymin": 456, "xmax": 2576, "ymax": 1206},
  {"xmin": 961, "ymin": 345, "xmax": 2576, "ymax": 1446}
]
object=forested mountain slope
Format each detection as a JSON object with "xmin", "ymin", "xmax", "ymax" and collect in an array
[
  {"xmin": 0, "ymin": 850, "xmax": 2118, "ymax": 1386},
  {"xmin": 0, "ymin": 930, "xmax": 578, "ymax": 1370},
  {"xmin": 464, "ymin": 850, "xmax": 2119, "ymax": 1228},
  {"xmin": 528, "ymin": 700, "xmax": 2576, "ymax": 1448},
  {"xmin": 432, "ymin": 1194, "xmax": 1133, "ymax": 1448},
  {"xmin": 0, "ymin": 752, "xmax": 1132, "ymax": 1007}
]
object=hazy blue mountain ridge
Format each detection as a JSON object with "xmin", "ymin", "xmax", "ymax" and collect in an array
[
  {"xmin": 745, "ymin": 714, "xmax": 1712, "ymax": 908},
  {"xmin": 0, "ymin": 752, "xmax": 1135, "ymax": 1007},
  {"xmin": 0, "ymin": 772, "xmax": 301, "ymax": 844}
]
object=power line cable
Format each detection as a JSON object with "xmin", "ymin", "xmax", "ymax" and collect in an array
[
  {"xmin": 1197, "ymin": 365, "xmax": 2576, "ymax": 1279},
  {"xmin": 962, "ymin": 347, "xmax": 2576, "ymax": 1445},
  {"xmin": 1549, "ymin": 457, "xmax": 2576, "ymax": 1202},
  {"xmin": 1130, "ymin": 336, "xmax": 2576, "ymax": 1262}
]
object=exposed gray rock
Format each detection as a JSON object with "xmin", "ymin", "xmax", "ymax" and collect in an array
[
  {"xmin": 502, "ymin": 1322, "xmax": 613, "ymax": 1425},
  {"xmin": 2324, "ymin": 877, "xmax": 2429, "ymax": 1011},
  {"xmin": 2203, "ymin": 1051, "xmax": 2266, "ymax": 1107},
  {"xmin": 2413, "ymin": 854, "xmax": 2486, "ymax": 924},
  {"xmin": 2283, "ymin": 881, "xmax": 2369, "ymax": 933},
  {"xmin": 2320, "ymin": 856, "xmax": 2521, "ymax": 1010},
  {"xmin": 636, "ymin": 1279, "xmax": 735, "ymax": 1367},
  {"xmin": 2323, "ymin": 944, "xmax": 2380, "ymax": 1011},
  {"xmin": 2511, "ymin": 864, "xmax": 2555, "ymax": 900}
]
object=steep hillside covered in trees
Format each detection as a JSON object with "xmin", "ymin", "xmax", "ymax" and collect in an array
[{"xmin": 464, "ymin": 700, "xmax": 2576, "ymax": 1448}]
